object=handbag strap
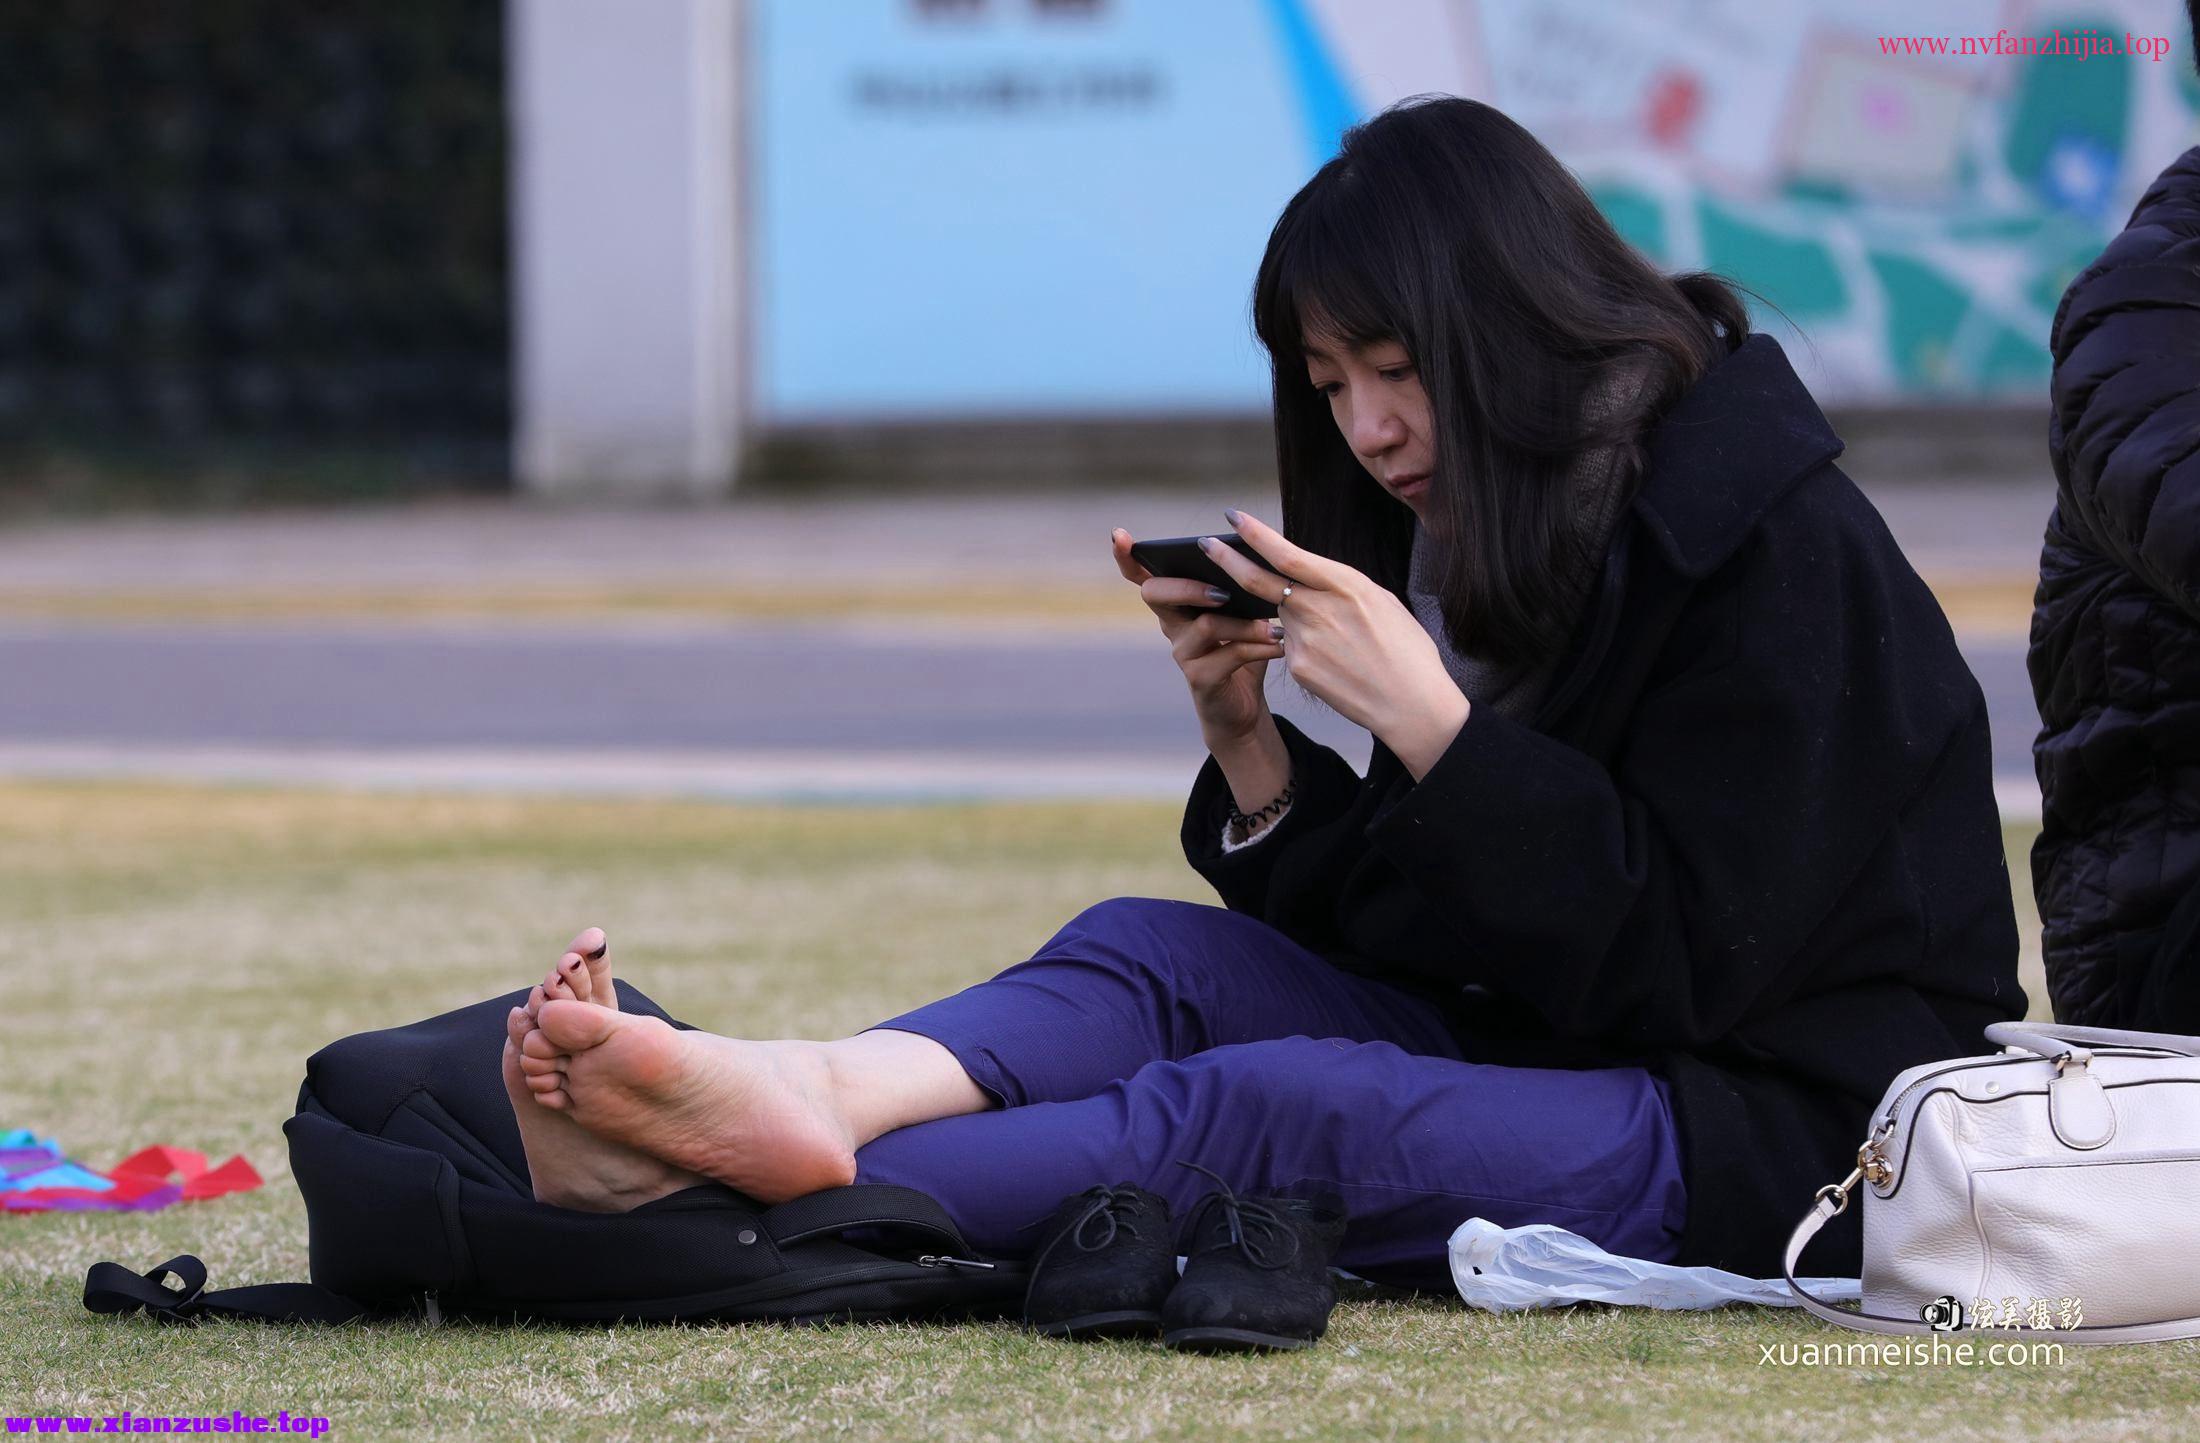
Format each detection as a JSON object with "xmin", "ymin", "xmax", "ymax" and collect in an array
[
  {"xmin": 1983, "ymin": 1020, "xmax": 2200, "ymax": 1061},
  {"xmin": 1784, "ymin": 1191, "xmax": 2200, "ymax": 1344},
  {"xmin": 84, "ymin": 1255, "xmax": 372, "ymax": 1325},
  {"xmin": 86, "ymin": 1188, "xmax": 993, "ymax": 1328}
]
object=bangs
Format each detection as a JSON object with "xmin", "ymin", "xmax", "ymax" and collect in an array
[{"xmin": 1252, "ymin": 181, "xmax": 1412, "ymax": 364}]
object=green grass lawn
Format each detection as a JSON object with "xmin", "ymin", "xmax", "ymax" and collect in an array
[{"xmin": 3, "ymin": 782, "xmax": 2190, "ymax": 1441}]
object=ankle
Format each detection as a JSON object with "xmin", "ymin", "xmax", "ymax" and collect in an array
[
  {"xmin": 814, "ymin": 1029, "xmax": 990, "ymax": 1145},
  {"xmin": 814, "ymin": 1039, "xmax": 888, "ymax": 1149}
]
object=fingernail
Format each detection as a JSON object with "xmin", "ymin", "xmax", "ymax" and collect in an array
[
  {"xmin": 1197, "ymin": 535, "xmax": 1216, "ymax": 552},
  {"xmin": 1205, "ymin": 586, "xmax": 1230, "ymax": 603},
  {"xmin": 1224, "ymin": 508, "xmax": 1243, "ymax": 526},
  {"xmin": 1269, "ymin": 621, "xmax": 1285, "ymax": 640}
]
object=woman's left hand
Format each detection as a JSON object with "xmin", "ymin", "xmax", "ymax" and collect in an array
[{"xmin": 1199, "ymin": 510, "xmax": 1472, "ymax": 779}]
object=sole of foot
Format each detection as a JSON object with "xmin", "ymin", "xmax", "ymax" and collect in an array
[
  {"xmin": 530, "ymin": 999, "xmax": 859, "ymax": 1205},
  {"xmin": 499, "ymin": 1002, "xmax": 712, "ymax": 1212}
]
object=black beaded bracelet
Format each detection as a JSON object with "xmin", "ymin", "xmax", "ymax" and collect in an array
[{"xmin": 1224, "ymin": 774, "xmax": 1297, "ymax": 832}]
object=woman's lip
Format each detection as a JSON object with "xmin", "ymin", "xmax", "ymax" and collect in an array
[{"xmin": 1392, "ymin": 475, "xmax": 1430, "ymax": 495}]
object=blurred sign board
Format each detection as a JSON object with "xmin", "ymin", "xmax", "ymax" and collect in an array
[{"xmin": 752, "ymin": 0, "xmax": 2200, "ymax": 418}]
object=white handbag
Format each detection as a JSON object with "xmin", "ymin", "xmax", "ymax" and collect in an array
[{"xmin": 1784, "ymin": 1021, "xmax": 2200, "ymax": 1344}]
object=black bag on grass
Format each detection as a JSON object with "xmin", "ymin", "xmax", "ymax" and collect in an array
[{"xmin": 83, "ymin": 985, "xmax": 1028, "ymax": 1326}]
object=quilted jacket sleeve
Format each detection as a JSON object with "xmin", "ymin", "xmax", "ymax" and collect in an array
[{"xmin": 2048, "ymin": 146, "xmax": 2200, "ymax": 623}]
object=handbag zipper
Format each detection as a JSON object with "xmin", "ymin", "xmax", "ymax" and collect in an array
[
  {"xmin": 1875, "ymin": 1046, "xmax": 2186, "ymax": 1133},
  {"xmin": 1860, "ymin": 1045, "xmax": 2193, "ymax": 1188},
  {"xmin": 1813, "ymin": 1045, "xmax": 2193, "ymax": 1215}
]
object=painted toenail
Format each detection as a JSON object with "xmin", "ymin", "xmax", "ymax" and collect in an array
[{"xmin": 584, "ymin": 944, "xmax": 607, "ymax": 961}]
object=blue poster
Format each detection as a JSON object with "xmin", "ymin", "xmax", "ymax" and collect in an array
[{"xmin": 753, "ymin": 0, "xmax": 1346, "ymax": 420}]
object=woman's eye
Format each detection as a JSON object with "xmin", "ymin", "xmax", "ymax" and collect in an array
[{"xmin": 1310, "ymin": 367, "xmax": 1408, "ymax": 397}]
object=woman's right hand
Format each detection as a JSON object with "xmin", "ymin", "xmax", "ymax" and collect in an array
[{"xmin": 1112, "ymin": 527, "xmax": 1285, "ymax": 748}]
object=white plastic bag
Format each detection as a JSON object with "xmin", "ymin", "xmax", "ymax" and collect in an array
[{"xmin": 1447, "ymin": 1217, "xmax": 1861, "ymax": 1312}]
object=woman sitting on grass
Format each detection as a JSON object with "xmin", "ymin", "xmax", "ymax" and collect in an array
[{"xmin": 497, "ymin": 95, "xmax": 2023, "ymax": 1288}]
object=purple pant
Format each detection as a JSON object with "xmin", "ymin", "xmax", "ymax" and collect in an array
[{"xmin": 853, "ymin": 897, "xmax": 1686, "ymax": 1291}]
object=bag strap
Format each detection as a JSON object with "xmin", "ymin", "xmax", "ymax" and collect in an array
[
  {"xmin": 1983, "ymin": 1020, "xmax": 2200, "ymax": 1061},
  {"xmin": 85, "ymin": 1187, "xmax": 993, "ymax": 1327},
  {"xmin": 760, "ymin": 1184, "xmax": 983, "ymax": 1258},
  {"xmin": 1784, "ymin": 1190, "xmax": 2200, "ymax": 1344},
  {"xmin": 84, "ymin": 1255, "xmax": 372, "ymax": 1326}
]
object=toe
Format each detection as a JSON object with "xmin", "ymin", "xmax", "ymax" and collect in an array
[
  {"xmin": 520, "ymin": 1027, "xmax": 565, "ymax": 1062},
  {"xmin": 542, "ymin": 962, "xmax": 578, "ymax": 1002},
  {"xmin": 575, "ymin": 930, "xmax": 616, "ymax": 1010},
  {"xmin": 526, "ymin": 984, "xmax": 549, "ymax": 1017},
  {"xmin": 556, "ymin": 953, "xmax": 591, "ymax": 1003},
  {"xmin": 534, "ymin": 1087, "xmax": 571, "ymax": 1111},
  {"xmin": 536, "ymin": 997, "xmax": 621, "ymax": 1053},
  {"xmin": 505, "ymin": 1006, "xmax": 531, "ymax": 1047},
  {"xmin": 525, "ymin": 1071, "xmax": 566, "ymax": 1094}
]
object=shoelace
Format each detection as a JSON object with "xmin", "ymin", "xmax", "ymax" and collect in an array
[
  {"xmin": 1176, "ymin": 1161, "xmax": 1300, "ymax": 1271},
  {"xmin": 1028, "ymin": 1184, "xmax": 1148, "ymax": 1273}
]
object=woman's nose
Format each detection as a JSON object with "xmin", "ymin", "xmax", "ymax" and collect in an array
[{"xmin": 1352, "ymin": 409, "xmax": 1405, "ymax": 455}]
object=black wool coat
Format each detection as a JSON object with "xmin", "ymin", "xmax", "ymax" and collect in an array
[
  {"xmin": 1180, "ymin": 332, "xmax": 2025, "ymax": 1277},
  {"xmin": 2029, "ymin": 144, "xmax": 2200, "ymax": 1028}
]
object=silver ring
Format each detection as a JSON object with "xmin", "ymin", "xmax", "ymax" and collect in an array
[{"xmin": 1279, "ymin": 585, "xmax": 1293, "ymax": 605}]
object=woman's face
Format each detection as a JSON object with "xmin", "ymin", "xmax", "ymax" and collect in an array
[{"xmin": 1303, "ymin": 331, "xmax": 1435, "ymax": 521}]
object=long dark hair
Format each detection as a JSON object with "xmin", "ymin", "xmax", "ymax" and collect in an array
[{"xmin": 1251, "ymin": 94, "xmax": 1750, "ymax": 669}]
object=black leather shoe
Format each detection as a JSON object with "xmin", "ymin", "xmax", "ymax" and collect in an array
[
  {"xmin": 1023, "ymin": 1182, "xmax": 1178, "ymax": 1339},
  {"xmin": 1162, "ymin": 1167, "xmax": 1348, "ymax": 1353}
]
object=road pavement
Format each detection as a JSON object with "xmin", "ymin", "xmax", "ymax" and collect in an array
[
  {"xmin": 0, "ymin": 481, "xmax": 2055, "ymax": 818},
  {"xmin": 0, "ymin": 613, "xmax": 2041, "ymax": 817}
]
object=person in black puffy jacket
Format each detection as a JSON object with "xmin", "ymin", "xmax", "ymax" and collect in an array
[{"xmin": 2028, "ymin": 11, "xmax": 2200, "ymax": 1028}]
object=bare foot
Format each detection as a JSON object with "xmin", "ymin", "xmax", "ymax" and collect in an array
[
  {"xmin": 499, "ymin": 937, "xmax": 704, "ymax": 1205},
  {"xmin": 500, "ymin": 1002, "xmax": 712, "ymax": 1211},
  {"xmin": 525, "ymin": 1000, "xmax": 859, "ymax": 1205}
]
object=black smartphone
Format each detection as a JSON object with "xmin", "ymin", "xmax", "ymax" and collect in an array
[{"xmin": 1128, "ymin": 533, "xmax": 1285, "ymax": 620}]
